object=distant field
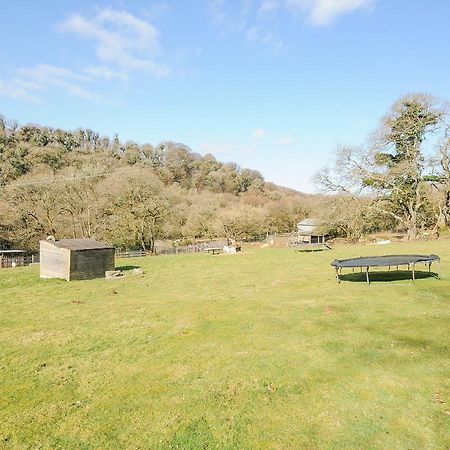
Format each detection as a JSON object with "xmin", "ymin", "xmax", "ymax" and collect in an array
[{"xmin": 1, "ymin": 241, "xmax": 449, "ymax": 449}]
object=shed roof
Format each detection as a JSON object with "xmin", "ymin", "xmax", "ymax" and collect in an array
[
  {"xmin": 298, "ymin": 218, "xmax": 319, "ymax": 226},
  {"xmin": 49, "ymin": 238, "xmax": 114, "ymax": 251}
]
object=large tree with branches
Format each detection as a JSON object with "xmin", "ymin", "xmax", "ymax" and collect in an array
[{"xmin": 316, "ymin": 94, "xmax": 447, "ymax": 239}]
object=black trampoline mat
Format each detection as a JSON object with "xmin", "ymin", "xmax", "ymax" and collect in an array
[{"xmin": 331, "ymin": 254, "xmax": 440, "ymax": 268}]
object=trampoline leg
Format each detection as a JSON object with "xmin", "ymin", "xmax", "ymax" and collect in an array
[
  {"xmin": 335, "ymin": 267, "xmax": 340, "ymax": 283},
  {"xmin": 412, "ymin": 264, "xmax": 415, "ymax": 282},
  {"xmin": 366, "ymin": 267, "xmax": 370, "ymax": 285},
  {"xmin": 428, "ymin": 262, "xmax": 431, "ymax": 275}
]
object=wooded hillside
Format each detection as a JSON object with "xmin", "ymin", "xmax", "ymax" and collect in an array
[
  {"xmin": 0, "ymin": 115, "xmax": 313, "ymax": 250},
  {"xmin": 3, "ymin": 93, "xmax": 448, "ymax": 251}
]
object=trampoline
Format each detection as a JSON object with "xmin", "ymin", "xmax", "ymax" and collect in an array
[{"xmin": 331, "ymin": 254, "xmax": 440, "ymax": 284}]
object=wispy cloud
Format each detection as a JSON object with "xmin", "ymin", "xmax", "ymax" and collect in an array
[
  {"xmin": 258, "ymin": 0, "xmax": 281, "ymax": 15},
  {"xmin": 207, "ymin": 0, "xmax": 283, "ymax": 51},
  {"xmin": 207, "ymin": 0, "xmax": 249, "ymax": 33},
  {"xmin": 0, "ymin": 7, "xmax": 172, "ymax": 103},
  {"xmin": 0, "ymin": 64, "xmax": 104, "ymax": 103},
  {"xmin": 0, "ymin": 78, "xmax": 41, "ymax": 103},
  {"xmin": 18, "ymin": 64, "xmax": 102, "ymax": 101},
  {"xmin": 207, "ymin": 0, "xmax": 227, "ymax": 27},
  {"xmin": 247, "ymin": 27, "xmax": 283, "ymax": 52},
  {"xmin": 253, "ymin": 128, "xmax": 267, "ymax": 139},
  {"xmin": 278, "ymin": 136, "xmax": 295, "ymax": 144},
  {"xmin": 207, "ymin": 0, "xmax": 375, "ymax": 50},
  {"xmin": 58, "ymin": 8, "xmax": 169, "ymax": 77},
  {"xmin": 285, "ymin": 0, "xmax": 375, "ymax": 26},
  {"xmin": 19, "ymin": 64, "xmax": 91, "ymax": 83},
  {"xmin": 83, "ymin": 65, "xmax": 128, "ymax": 81}
]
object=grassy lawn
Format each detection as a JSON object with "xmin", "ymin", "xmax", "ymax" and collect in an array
[{"xmin": 1, "ymin": 240, "xmax": 449, "ymax": 449}]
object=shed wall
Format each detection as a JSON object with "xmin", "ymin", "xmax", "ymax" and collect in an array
[
  {"xmin": 69, "ymin": 248, "xmax": 115, "ymax": 280},
  {"xmin": 40, "ymin": 241, "xmax": 70, "ymax": 280}
]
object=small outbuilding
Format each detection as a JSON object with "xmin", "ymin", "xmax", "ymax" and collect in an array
[
  {"xmin": 0, "ymin": 250, "xmax": 26, "ymax": 268},
  {"xmin": 297, "ymin": 218, "xmax": 326, "ymax": 244},
  {"xmin": 288, "ymin": 218, "xmax": 330, "ymax": 250},
  {"xmin": 40, "ymin": 238, "xmax": 115, "ymax": 281}
]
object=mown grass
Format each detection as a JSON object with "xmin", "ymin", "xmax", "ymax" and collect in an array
[{"xmin": 0, "ymin": 240, "xmax": 449, "ymax": 449}]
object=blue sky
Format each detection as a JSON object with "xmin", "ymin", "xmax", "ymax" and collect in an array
[{"xmin": 1, "ymin": 0, "xmax": 449, "ymax": 192}]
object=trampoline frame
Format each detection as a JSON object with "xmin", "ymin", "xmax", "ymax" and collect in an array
[{"xmin": 331, "ymin": 254, "xmax": 440, "ymax": 285}]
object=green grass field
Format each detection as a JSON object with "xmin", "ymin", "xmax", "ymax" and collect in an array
[{"xmin": 1, "ymin": 240, "xmax": 449, "ymax": 449}]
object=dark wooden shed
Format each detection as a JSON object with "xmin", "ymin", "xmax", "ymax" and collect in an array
[{"xmin": 40, "ymin": 238, "xmax": 115, "ymax": 281}]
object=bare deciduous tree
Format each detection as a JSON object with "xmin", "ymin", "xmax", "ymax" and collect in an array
[{"xmin": 316, "ymin": 94, "xmax": 446, "ymax": 239}]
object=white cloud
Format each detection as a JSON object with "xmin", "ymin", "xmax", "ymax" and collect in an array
[
  {"xmin": 0, "ymin": 78, "xmax": 41, "ymax": 103},
  {"xmin": 247, "ymin": 27, "xmax": 283, "ymax": 52},
  {"xmin": 19, "ymin": 64, "xmax": 91, "ymax": 83},
  {"xmin": 208, "ymin": 0, "xmax": 374, "ymax": 51},
  {"xmin": 278, "ymin": 136, "xmax": 295, "ymax": 144},
  {"xmin": 208, "ymin": 1, "xmax": 284, "ymax": 52},
  {"xmin": 0, "ymin": 64, "xmax": 102, "ymax": 103},
  {"xmin": 59, "ymin": 8, "xmax": 169, "ymax": 77},
  {"xmin": 17, "ymin": 64, "xmax": 102, "ymax": 101},
  {"xmin": 0, "ymin": 8, "xmax": 173, "ymax": 103},
  {"xmin": 253, "ymin": 128, "xmax": 267, "ymax": 139},
  {"xmin": 83, "ymin": 65, "xmax": 128, "ymax": 81},
  {"xmin": 285, "ymin": 0, "xmax": 374, "ymax": 25},
  {"xmin": 207, "ymin": 0, "xmax": 227, "ymax": 26},
  {"xmin": 207, "ymin": 0, "xmax": 249, "ymax": 34},
  {"xmin": 259, "ymin": 0, "xmax": 280, "ymax": 14}
]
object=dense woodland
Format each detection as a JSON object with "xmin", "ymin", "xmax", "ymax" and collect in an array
[
  {"xmin": 1, "ymin": 92, "xmax": 449, "ymax": 251},
  {"xmin": 0, "ymin": 116, "xmax": 316, "ymax": 251}
]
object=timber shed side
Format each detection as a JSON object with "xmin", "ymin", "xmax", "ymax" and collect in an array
[{"xmin": 40, "ymin": 238, "xmax": 115, "ymax": 281}]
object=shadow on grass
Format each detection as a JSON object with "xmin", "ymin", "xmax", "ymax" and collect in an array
[
  {"xmin": 115, "ymin": 265, "xmax": 141, "ymax": 272},
  {"xmin": 339, "ymin": 270, "xmax": 439, "ymax": 283}
]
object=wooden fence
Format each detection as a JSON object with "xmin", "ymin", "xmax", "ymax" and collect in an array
[
  {"xmin": 115, "ymin": 250, "xmax": 152, "ymax": 258},
  {"xmin": 116, "ymin": 241, "xmax": 229, "ymax": 258},
  {"xmin": 0, "ymin": 254, "xmax": 39, "ymax": 268},
  {"xmin": 115, "ymin": 246, "xmax": 202, "ymax": 258},
  {"xmin": 156, "ymin": 245, "xmax": 205, "ymax": 256}
]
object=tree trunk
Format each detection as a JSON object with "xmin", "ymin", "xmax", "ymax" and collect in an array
[
  {"xmin": 444, "ymin": 187, "xmax": 450, "ymax": 227},
  {"xmin": 150, "ymin": 238, "xmax": 155, "ymax": 254},
  {"xmin": 407, "ymin": 225, "xmax": 417, "ymax": 240}
]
